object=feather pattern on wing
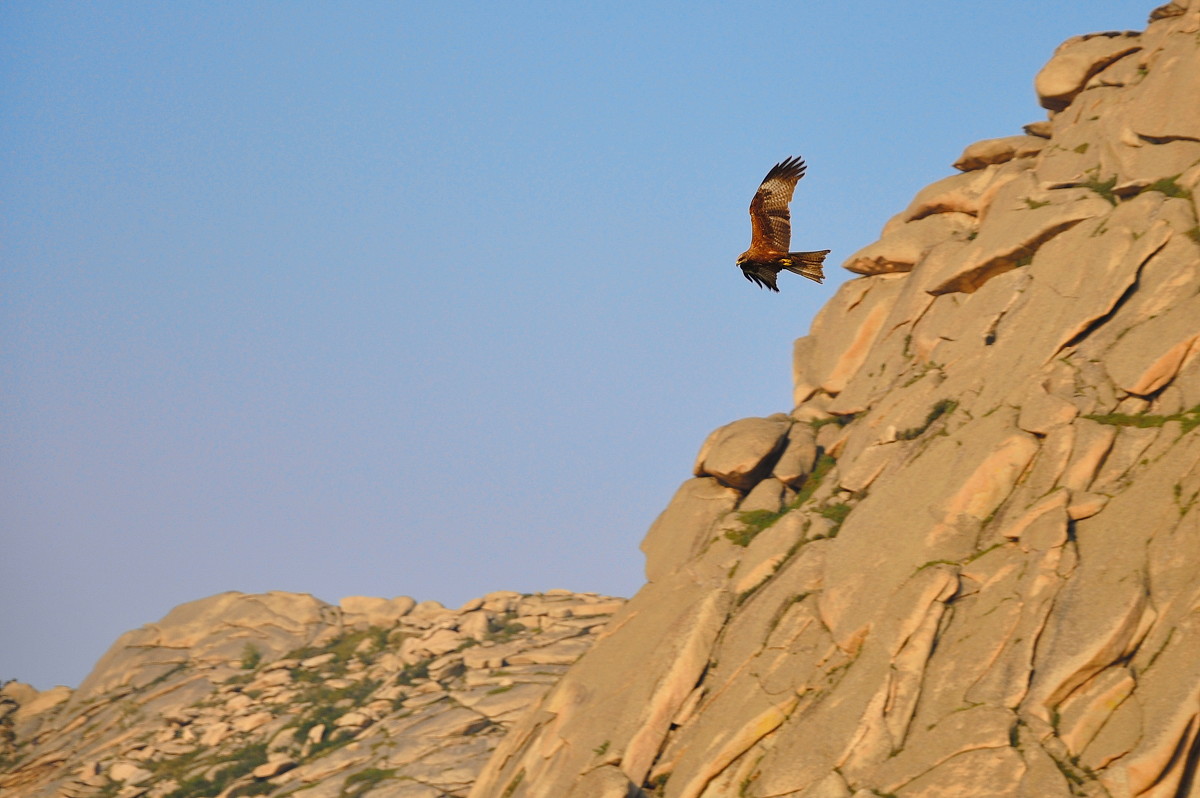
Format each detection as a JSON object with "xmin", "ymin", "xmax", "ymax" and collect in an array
[
  {"xmin": 735, "ymin": 155, "xmax": 828, "ymax": 292},
  {"xmin": 748, "ymin": 155, "xmax": 806, "ymax": 253}
]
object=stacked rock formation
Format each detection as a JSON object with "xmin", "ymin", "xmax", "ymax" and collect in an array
[
  {"xmin": 0, "ymin": 590, "xmax": 622, "ymax": 798},
  {"xmin": 4, "ymin": 5, "xmax": 1199, "ymax": 798},
  {"xmin": 469, "ymin": 4, "xmax": 1200, "ymax": 798}
]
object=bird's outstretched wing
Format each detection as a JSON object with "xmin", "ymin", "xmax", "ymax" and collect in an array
[{"xmin": 748, "ymin": 156, "xmax": 806, "ymax": 253}]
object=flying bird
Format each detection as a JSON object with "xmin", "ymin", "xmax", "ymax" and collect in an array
[{"xmin": 736, "ymin": 156, "xmax": 830, "ymax": 291}]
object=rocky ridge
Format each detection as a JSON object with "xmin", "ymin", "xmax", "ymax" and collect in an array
[
  {"xmin": 0, "ymin": 590, "xmax": 623, "ymax": 798},
  {"xmin": 5, "ymin": 4, "xmax": 1200, "ymax": 798},
  {"xmin": 469, "ymin": 4, "xmax": 1200, "ymax": 797}
]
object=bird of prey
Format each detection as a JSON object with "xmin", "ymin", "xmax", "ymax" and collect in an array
[{"xmin": 736, "ymin": 156, "xmax": 830, "ymax": 291}]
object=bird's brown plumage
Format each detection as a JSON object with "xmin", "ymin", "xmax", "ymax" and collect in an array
[{"xmin": 737, "ymin": 156, "xmax": 830, "ymax": 292}]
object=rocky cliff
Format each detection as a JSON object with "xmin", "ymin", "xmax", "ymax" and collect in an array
[
  {"xmin": 468, "ymin": 4, "xmax": 1200, "ymax": 797},
  {"xmin": 0, "ymin": 590, "xmax": 623, "ymax": 798},
  {"xmin": 5, "ymin": 4, "xmax": 1200, "ymax": 798}
]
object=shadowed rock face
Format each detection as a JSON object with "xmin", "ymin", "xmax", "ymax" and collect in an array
[
  {"xmin": 469, "ymin": 4, "xmax": 1200, "ymax": 798},
  {"xmin": 0, "ymin": 590, "xmax": 623, "ymax": 798}
]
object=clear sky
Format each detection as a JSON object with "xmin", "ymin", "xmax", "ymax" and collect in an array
[{"xmin": 2, "ymin": 1, "xmax": 1153, "ymax": 690}]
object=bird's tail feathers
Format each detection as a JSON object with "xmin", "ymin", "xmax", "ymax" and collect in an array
[{"xmin": 783, "ymin": 250, "xmax": 830, "ymax": 284}]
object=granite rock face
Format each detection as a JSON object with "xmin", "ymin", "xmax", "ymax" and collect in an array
[
  {"xmin": 470, "ymin": 4, "xmax": 1200, "ymax": 797},
  {"xmin": 0, "ymin": 590, "xmax": 623, "ymax": 798},
  {"xmin": 5, "ymin": 5, "xmax": 1200, "ymax": 798}
]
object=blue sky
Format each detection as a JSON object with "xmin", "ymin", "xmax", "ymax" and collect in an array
[{"xmin": 2, "ymin": 2, "xmax": 1152, "ymax": 690}]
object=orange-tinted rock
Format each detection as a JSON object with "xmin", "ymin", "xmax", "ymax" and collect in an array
[
  {"xmin": 1035, "ymin": 32, "xmax": 1141, "ymax": 111},
  {"xmin": 953, "ymin": 135, "xmax": 1047, "ymax": 171}
]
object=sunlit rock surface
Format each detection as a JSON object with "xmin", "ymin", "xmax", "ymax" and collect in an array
[
  {"xmin": 0, "ymin": 590, "xmax": 623, "ymax": 798},
  {"xmin": 5, "ymin": 4, "xmax": 1200, "ymax": 797},
  {"xmin": 470, "ymin": 4, "xmax": 1200, "ymax": 796}
]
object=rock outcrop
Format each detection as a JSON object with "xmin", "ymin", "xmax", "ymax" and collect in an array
[
  {"xmin": 469, "ymin": 4, "xmax": 1200, "ymax": 797},
  {"xmin": 0, "ymin": 590, "xmax": 623, "ymax": 798},
  {"xmin": 5, "ymin": 5, "xmax": 1200, "ymax": 798}
]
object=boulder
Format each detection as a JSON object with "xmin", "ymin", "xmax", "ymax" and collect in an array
[
  {"xmin": 953, "ymin": 134, "xmax": 1047, "ymax": 171},
  {"xmin": 1035, "ymin": 32, "xmax": 1141, "ymax": 111},
  {"xmin": 694, "ymin": 416, "xmax": 791, "ymax": 490},
  {"xmin": 844, "ymin": 213, "xmax": 976, "ymax": 275},
  {"xmin": 338, "ymin": 595, "xmax": 416, "ymax": 626}
]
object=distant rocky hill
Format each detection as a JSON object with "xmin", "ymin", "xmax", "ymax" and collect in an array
[
  {"xmin": 6, "ymin": 3, "xmax": 1200, "ymax": 798},
  {"xmin": 469, "ymin": 3, "xmax": 1200, "ymax": 797},
  {"xmin": 0, "ymin": 590, "xmax": 623, "ymax": 798}
]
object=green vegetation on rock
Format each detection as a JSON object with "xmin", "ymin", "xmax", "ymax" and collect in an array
[
  {"xmin": 162, "ymin": 742, "xmax": 267, "ymax": 798},
  {"xmin": 897, "ymin": 399, "xmax": 959, "ymax": 440},
  {"xmin": 1085, "ymin": 404, "xmax": 1200, "ymax": 434}
]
